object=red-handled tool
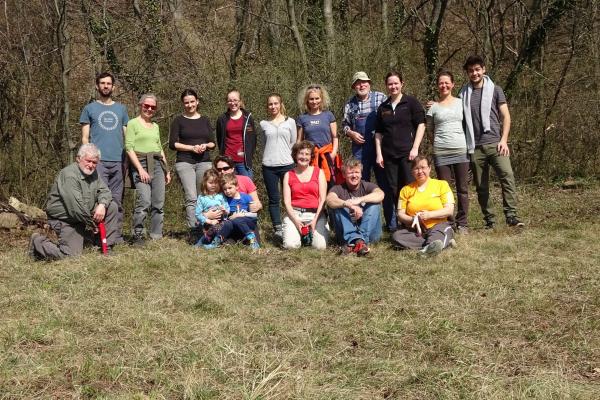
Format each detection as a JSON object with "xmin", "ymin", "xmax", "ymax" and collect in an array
[{"xmin": 98, "ymin": 221, "xmax": 108, "ymax": 254}]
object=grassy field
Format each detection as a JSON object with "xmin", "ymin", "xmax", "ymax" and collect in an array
[{"xmin": 1, "ymin": 182, "xmax": 599, "ymax": 399}]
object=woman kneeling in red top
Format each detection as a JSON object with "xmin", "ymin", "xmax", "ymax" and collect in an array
[{"xmin": 282, "ymin": 141, "xmax": 329, "ymax": 249}]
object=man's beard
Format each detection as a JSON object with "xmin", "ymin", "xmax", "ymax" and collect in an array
[{"xmin": 99, "ymin": 89, "xmax": 113, "ymax": 98}]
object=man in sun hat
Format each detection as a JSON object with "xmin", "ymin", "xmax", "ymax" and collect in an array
[{"xmin": 342, "ymin": 71, "xmax": 394, "ymax": 230}]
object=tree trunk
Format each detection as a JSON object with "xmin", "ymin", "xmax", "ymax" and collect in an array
[
  {"xmin": 55, "ymin": 0, "xmax": 74, "ymax": 162},
  {"xmin": 504, "ymin": 0, "xmax": 575, "ymax": 99},
  {"xmin": 230, "ymin": 0, "xmax": 250, "ymax": 83},
  {"xmin": 286, "ymin": 0, "xmax": 307, "ymax": 75},
  {"xmin": 423, "ymin": 0, "xmax": 449, "ymax": 98},
  {"xmin": 323, "ymin": 0, "xmax": 335, "ymax": 67},
  {"xmin": 167, "ymin": 0, "xmax": 205, "ymax": 53},
  {"xmin": 382, "ymin": 0, "xmax": 389, "ymax": 39}
]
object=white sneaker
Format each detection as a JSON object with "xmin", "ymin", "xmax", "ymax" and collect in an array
[{"xmin": 420, "ymin": 240, "xmax": 444, "ymax": 257}]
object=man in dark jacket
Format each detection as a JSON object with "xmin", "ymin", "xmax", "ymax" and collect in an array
[{"xmin": 29, "ymin": 144, "xmax": 120, "ymax": 260}]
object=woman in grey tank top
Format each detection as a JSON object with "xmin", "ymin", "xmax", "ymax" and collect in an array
[{"xmin": 426, "ymin": 70, "xmax": 470, "ymax": 232}]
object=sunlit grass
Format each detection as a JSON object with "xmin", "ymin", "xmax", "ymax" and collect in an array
[{"xmin": 1, "ymin": 183, "xmax": 599, "ymax": 398}]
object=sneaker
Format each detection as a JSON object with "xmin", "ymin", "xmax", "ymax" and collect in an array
[
  {"xmin": 132, "ymin": 235, "xmax": 145, "ymax": 247},
  {"xmin": 484, "ymin": 220, "xmax": 496, "ymax": 230},
  {"xmin": 353, "ymin": 239, "xmax": 370, "ymax": 257},
  {"xmin": 448, "ymin": 238, "xmax": 458, "ymax": 248},
  {"xmin": 203, "ymin": 235, "xmax": 223, "ymax": 250},
  {"xmin": 29, "ymin": 233, "xmax": 43, "ymax": 261},
  {"xmin": 273, "ymin": 225, "xmax": 283, "ymax": 239},
  {"xmin": 419, "ymin": 240, "xmax": 444, "ymax": 257},
  {"xmin": 341, "ymin": 244, "xmax": 355, "ymax": 256},
  {"xmin": 506, "ymin": 216, "xmax": 525, "ymax": 228},
  {"xmin": 246, "ymin": 232, "xmax": 260, "ymax": 250},
  {"xmin": 456, "ymin": 225, "xmax": 469, "ymax": 235}
]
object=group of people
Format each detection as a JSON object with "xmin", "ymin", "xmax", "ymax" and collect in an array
[{"xmin": 29, "ymin": 54, "xmax": 525, "ymax": 261}]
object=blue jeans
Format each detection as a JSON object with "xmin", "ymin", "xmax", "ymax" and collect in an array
[
  {"xmin": 353, "ymin": 144, "xmax": 396, "ymax": 230},
  {"xmin": 262, "ymin": 164, "xmax": 294, "ymax": 227},
  {"xmin": 331, "ymin": 203, "xmax": 382, "ymax": 245},
  {"xmin": 216, "ymin": 216, "xmax": 257, "ymax": 240},
  {"xmin": 234, "ymin": 162, "xmax": 253, "ymax": 178}
]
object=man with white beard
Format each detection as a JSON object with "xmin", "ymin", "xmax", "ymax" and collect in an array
[{"xmin": 29, "ymin": 144, "xmax": 119, "ymax": 260}]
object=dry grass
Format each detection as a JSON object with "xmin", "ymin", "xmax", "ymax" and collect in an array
[{"xmin": 1, "ymin": 183, "xmax": 599, "ymax": 399}]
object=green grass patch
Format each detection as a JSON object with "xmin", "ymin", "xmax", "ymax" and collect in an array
[{"xmin": 1, "ymin": 184, "xmax": 599, "ymax": 398}]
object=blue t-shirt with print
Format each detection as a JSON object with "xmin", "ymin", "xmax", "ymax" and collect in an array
[
  {"xmin": 226, "ymin": 193, "xmax": 253, "ymax": 215},
  {"xmin": 80, "ymin": 102, "xmax": 129, "ymax": 161},
  {"xmin": 296, "ymin": 111, "xmax": 335, "ymax": 148}
]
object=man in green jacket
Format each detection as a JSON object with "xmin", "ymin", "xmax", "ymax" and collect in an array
[{"xmin": 30, "ymin": 144, "xmax": 119, "ymax": 260}]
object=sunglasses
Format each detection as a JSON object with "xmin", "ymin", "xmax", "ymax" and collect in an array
[
  {"xmin": 142, "ymin": 104, "xmax": 157, "ymax": 111},
  {"xmin": 216, "ymin": 166, "xmax": 233, "ymax": 172}
]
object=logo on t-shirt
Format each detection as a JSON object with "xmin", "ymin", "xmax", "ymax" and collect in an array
[
  {"xmin": 309, "ymin": 120, "xmax": 321, "ymax": 126},
  {"xmin": 97, "ymin": 111, "xmax": 120, "ymax": 131}
]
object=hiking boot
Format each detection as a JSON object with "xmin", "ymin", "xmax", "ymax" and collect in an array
[
  {"xmin": 132, "ymin": 235, "xmax": 145, "ymax": 247},
  {"xmin": 29, "ymin": 233, "xmax": 43, "ymax": 261},
  {"xmin": 203, "ymin": 235, "xmax": 223, "ymax": 250},
  {"xmin": 353, "ymin": 239, "xmax": 370, "ymax": 257},
  {"xmin": 273, "ymin": 225, "xmax": 283, "ymax": 239},
  {"xmin": 188, "ymin": 228, "xmax": 202, "ymax": 245},
  {"xmin": 484, "ymin": 220, "xmax": 496, "ymax": 230},
  {"xmin": 456, "ymin": 225, "xmax": 469, "ymax": 235},
  {"xmin": 506, "ymin": 216, "xmax": 525, "ymax": 228},
  {"xmin": 246, "ymin": 232, "xmax": 260, "ymax": 250},
  {"xmin": 419, "ymin": 240, "xmax": 444, "ymax": 257}
]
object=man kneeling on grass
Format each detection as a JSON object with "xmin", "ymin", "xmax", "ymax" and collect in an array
[
  {"xmin": 29, "ymin": 144, "xmax": 119, "ymax": 260},
  {"xmin": 326, "ymin": 158, "xmax": 384, "ymax": 256}
]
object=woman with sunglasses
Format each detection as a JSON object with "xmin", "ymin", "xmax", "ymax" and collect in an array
[
  {"xmin": 209, "ymin": 155, "xmax": 262, "ymax": 216},
  {"xmin": 216, "ymin": 90, "xmax": 257, "ymax": 178},
  {"xmin": 296, "ymin": 84, "xmax": 341, "ymax": 186},
  {"xmin": 169, "ymin": 88, "xmax": 216, "ymax": 241},
  {"xmin": 126, "ymin": 94, "xmax": 171, "ymax": 246}
]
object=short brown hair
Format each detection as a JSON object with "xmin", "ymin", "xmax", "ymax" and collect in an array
[
  {"xmin": 220, "ymin": 173, "xmax": 238, "ymax": 188},
  {"xmin": 463, "ymin": 55, "xmax": 485, "ymax": 71},
  {"xmin": 291, "ymin": 140, "xmax": 315, "ymax": 162},
  {"xmin": 385, "ymin": 70, "xmax": 403, "ymax": 84},
  {"xmin": 213, "ymin": 155, "xmax": 235, "ymax": 170},
  {"xmin": 342, "ymin": 158, "xmax": 362, "ymax": 172},
  {"xmin": 436, "ymin": 69, "xmax": 455, "ymax": 83},
  {"xmin": 410, "ymin": 155, "xmax": 431, "ymax": 169}
]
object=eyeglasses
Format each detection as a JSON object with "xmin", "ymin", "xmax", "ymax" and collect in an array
[
  {"xmin": 308, "ymin": 84, "xmax": 321, "ymax": 90},
  {"xmin": 216, "ymin": 166, "xmax": 233, "ymax": 172},
  {"xmin": 227, "ymin": 100, "xmax": 240, "ymax": 104},
  {"xmin": 142, "ymin": 104, "xmax": 157, "ymax": 111}
]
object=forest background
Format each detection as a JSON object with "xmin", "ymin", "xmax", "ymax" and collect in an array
[{"xmin": 0, "ymin": 0, "xmax": 598, "ymax": 208}]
